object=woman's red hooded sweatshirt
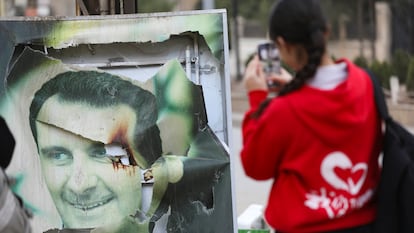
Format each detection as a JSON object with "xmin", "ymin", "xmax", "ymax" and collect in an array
[{"xmin": 241, "ymin": 59, "xmax": 382, "ymax": 233}]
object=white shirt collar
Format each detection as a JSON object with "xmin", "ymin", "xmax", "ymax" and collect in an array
[{"xmin": 307, "ymin": 62, "xmax": 348, "ymax": 90}]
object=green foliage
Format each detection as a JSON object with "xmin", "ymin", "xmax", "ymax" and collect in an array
[
  {"xmin": 406, "ymin": 58, "xmax": 414, "ymax": 92},
  {"xmin": 391, "ymin": 49, "xmax": 411, "ymax": 83},
  {"xmin": 353, "ymin": 56, "xmax": 369, "ymax": 69},
  {"xmin": 137, "ymin": 0, "xmax": 174, "ymax": 13},
  {"xmin": 215, "ymin": 0, "xmax": 275, "ymax": 21},
  {"xmin": 369, "ymin": 60, "xmax": 393, "ymax": 89},
  {"xmin": 215, "ymin": 0, "xmax": 276, "ymax": 34},
  {"xmin": 354, "ymin": 51, "xmax": 414, "ymax": 91},
  {"xmin": 353, "ymin": 56, "xmax": 390, "ymax": 88},
  {"xmin": 320, "ymin": 0, "xmax": 358, "ymax": 32}
]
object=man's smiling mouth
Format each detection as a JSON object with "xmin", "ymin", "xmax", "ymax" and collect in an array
[{"xmin": 66, "ymin": 196, "xmax": 114, "ymax": 211}]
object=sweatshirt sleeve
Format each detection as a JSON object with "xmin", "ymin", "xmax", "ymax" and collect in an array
[{"xmin": 241, "ymin": 91, "xmax": 290, "ymax": 180}]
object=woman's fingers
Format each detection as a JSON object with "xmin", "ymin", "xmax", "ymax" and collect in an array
[
  {"xmin": 266, "ymin": 68, "xmax": 293, "ymax": 92},
  {"xmin": 268, "ymin": 68, "xmax": 293, "ymax": 85},
  {"xmin": 243, "ymin": 56, "xmax": 268, "ymax": 92}
]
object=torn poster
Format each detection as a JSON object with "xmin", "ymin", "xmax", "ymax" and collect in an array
[{"xmin": 0, "ymin": 10, "xmax": 234, "ymax": 233}]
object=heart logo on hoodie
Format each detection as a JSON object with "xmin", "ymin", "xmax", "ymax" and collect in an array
[{"xmin": 321, "ymin": 151, "xmax": 367, "ymax": 195}]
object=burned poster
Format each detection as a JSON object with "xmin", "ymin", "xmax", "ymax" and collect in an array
[{"xmin": 0, "ymin": 10, "xmax": 234, "ymax": 233}]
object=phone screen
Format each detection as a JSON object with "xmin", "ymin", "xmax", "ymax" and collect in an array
[{"xmin": 257, "ymin": 42, "xmax": 280, "ymax": 75}]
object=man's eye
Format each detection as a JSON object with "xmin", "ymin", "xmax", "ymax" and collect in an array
[
  {"xmin": 90, "ymin": 147, "xmax": 107, "ymax": 159},
  {"xmin": 41, "ymin": 149, "xmax": 72, "ymax": 166}
]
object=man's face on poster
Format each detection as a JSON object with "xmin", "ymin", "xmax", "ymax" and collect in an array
[{"xmin": 35, "ymin": 95, "xmax": 144, "ymax": 228}]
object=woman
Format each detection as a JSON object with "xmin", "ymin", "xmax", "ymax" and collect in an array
[{"xmin": 241, "ymin": 0, "xmax": 382, "ymax": 232}]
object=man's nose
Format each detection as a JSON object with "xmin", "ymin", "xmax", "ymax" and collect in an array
[{"xmin": 66, "ymin": 154, "xmax": 98, "ymax": 194}]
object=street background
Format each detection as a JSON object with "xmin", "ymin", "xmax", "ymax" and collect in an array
[{"xmin": 231, "ymin": 80, "xmax": 272, "ymax": 216}]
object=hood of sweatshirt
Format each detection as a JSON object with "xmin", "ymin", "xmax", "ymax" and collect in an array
[{"xmin": 284, "ymin": 59, "xmax": 375, "ymax": 148}]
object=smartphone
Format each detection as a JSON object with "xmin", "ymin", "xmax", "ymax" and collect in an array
[{"xmin": 257, "ymin": 42, "xmax": 281, "ymax": 87}]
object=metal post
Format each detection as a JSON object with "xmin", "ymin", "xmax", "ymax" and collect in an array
[
  {"xmin": 202, "ymin": 0, "xmax": 215, "ymax": 10},
  {"xmin": 0, "ymin": 0, "xmax": 4, "ymax": 16},
  {"xmin": 119, "ymin": 0, "xmax": 124, "ymax": 14},
  {"xmin": 76, "ymin": 0, "xmax": 89, "ymax": 15},
  {"xmin": 0, "ymin": 0, "xmax": 4, "ymax": 17},
  {"xmin": 368, "ymin": 0, "xmax": 376, "ymax": 61},
  {"xmin": 232, "ymin": 0, "xmax": 242, "ymax": 81},
  {"xmin": 76, "ymin": 0, "xmax": 137, "ymax": 16},
  {"xmin": 123, "ymin": 0, "xmax": 136, "ymax": 14},
  {"xmin": 357, "ymin": 0, "xmax": 364, "ymax": 58},
  {"xmin": 110, "ymin": 0, "xmax": 116, "ymax": 14},
  {"xmin": 99, "ymin": 0, "xmax": 109, "ymax": 15},
  {"xmin": 75, "ymin": 0, "xmax": 81, "ymax": 15}
]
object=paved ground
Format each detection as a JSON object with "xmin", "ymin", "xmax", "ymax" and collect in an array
[
  {"xmin": 231, "ymin": 124, "xmax": 272, "ymax": 216},
  {"xmin": 230, "ymin": 80, "xmax": 272, "ymax": 224},
  {"xmin": 230, "ymin": 80, "xmax": 272, "ymax": 219}
]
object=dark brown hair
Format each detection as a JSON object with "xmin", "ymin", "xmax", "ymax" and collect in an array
[{"xmin": 255, "ymin": 0, "xmax": 328, "ymax": 116}]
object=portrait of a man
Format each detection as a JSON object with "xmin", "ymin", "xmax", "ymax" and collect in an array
[
  {"xmin": 28, "ymin": 70, "xmax": 164, "ymax": 231},
  {"xmin": 0, "ymin": 46, "xmax": 233, "ymax": 232}
]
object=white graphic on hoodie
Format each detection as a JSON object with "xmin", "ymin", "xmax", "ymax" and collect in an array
[{"xmin": 304, "ymin": 151, "xmax": 374, "ymax": 219}]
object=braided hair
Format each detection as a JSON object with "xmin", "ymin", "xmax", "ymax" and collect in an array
[{"xmin": 255, "ymin": 0, "xmax": 327, "ymax": 117}]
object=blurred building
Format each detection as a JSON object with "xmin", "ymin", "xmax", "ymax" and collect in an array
[
  {"xmin": 0, "ymin": 0, "xmax": 76, "ymax": 16},
  {"xmin": 0, "ymin": 1, "xmax": 394, "ymax": 63},
  {"xmin": 0, "ymin": 0, "xmax": 17, "ymax": 16},
  {"xmin": 0, "ymin": 0, "xmax": 215, "ymax": 17}
]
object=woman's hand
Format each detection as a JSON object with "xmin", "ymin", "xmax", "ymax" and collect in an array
[
  {"xmin": 243, "ymin": 55, "xmax": 293, "ymax": 93},
  {"xmin": 266, "ymin": 67, "xmax": 293, "ymax": 93},
  {"xmin": 243, "ymin": 55, "xmax": 267, "ymax": 92}
]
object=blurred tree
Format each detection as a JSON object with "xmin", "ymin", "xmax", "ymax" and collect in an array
[
  {"xmin": 213, "ymin": 0, "xmax": 275, "ymax": 37},
  {"xmin": 78, "ymin": 0, "xmax": 175, "ymax": 14},
  {"xmin": 214, "ymin": 0, "xmax": 274, "ymax": 25},
  {"xmin": 370, "ymin": 60, "xmax": 393, "ymax": 89},
  {"xmin": 385, "ymin": 0, "xmax": 414, "ymax": 54},
  {"xmin": 391, "ymin": 49, "xmax": 411, "ymax": 83},
  {"xmin": 406, "ymin": 58, "xmax": 414, "ymax": 92},
  {"xmin": 212, "ymin": 0, "xmax": 372, "ymax": 40},
  {"xmin": 354, "ymin": 56, "xmax": 369, "ymax": 69},
  {"xmin": 137, "ymin": 0, "xmax": 175, "ymax": 13}
]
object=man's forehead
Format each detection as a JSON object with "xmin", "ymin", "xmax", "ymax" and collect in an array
[{"xmin": 37, "ymin": 95, "xmax": 138, "ymax": 144}]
